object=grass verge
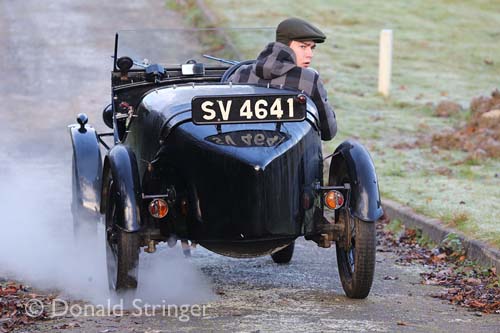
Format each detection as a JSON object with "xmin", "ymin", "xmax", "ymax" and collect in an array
[{"xmin": 168, "ymin": 0, "xmax": 500, "ymax": 248}]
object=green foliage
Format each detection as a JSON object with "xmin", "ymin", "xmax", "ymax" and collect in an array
[
  {"xmin": 441, "ymin": 233, "xmax": 465, "ymax": 257},
  {"xmin": 384, "ymin": 164, "xmax": 405, "ymax": 177},
  {"xmin": 416, "ymin": 232, "xmax": 434, "ymax": 248},
  {"xmin": 165, "ymin": 0, "xmax": 182, "ymax": 10},
  {"xmin": 457, "ymin": 166, "xmax": 476, "ymax": 179},
  {"xmin": 384, "ymin": 219, "xmax": 403, "ymax": 234},
  {"xmin": 448, "ymin": 212, "xmax": 471, "ymax": 229},
  {"xmin": 463, "ymin": 157, "xmax": 482, "ymax": 167},
  {"xmin": 167, "ymin": 0, "xmax": 215, "ymax": 28},
  {"xmin": 486, "ymin": 277, "xmax": 500, "ymax": 289}
]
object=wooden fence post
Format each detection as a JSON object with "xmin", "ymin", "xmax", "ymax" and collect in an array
[{"xmin": 378, "ymin": 29, "xmax": 393, "ymax": 97}]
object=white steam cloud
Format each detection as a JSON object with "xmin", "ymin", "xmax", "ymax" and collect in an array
[{"xmin": 0, "ymin": 157, "xmax": 215, "ymax": 307}]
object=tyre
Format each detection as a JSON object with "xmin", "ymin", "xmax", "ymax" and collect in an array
[
  {"xmin": 105, "ymin": 175, "xmax": 140, "ymax": 292},
  {"xmin": 271, "ymin": 241, "xmax": 295, "ymax": 264},
  {"xmin": 335, "ymin": 211, "xmax": 376, "ymax": 299}
]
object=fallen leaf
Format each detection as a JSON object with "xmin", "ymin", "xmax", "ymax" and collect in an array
[
  {"xmin": 468, "ymin": 300, "xmax": 486, "ymax": 308},
  {"xmin": 437, "ymin": 253, "xmax": 447, "ymax": 260},
  {"xmin": 0, "ymin": 286, "xmax": 18, "ymax": 296},
  {"xmin": 465, "ymin": 278, "xmax": 482, "ymax": 286}
]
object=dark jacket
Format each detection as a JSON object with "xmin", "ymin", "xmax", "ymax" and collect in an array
[{"xmin": 229, "ymin": 42, "xmax": 337, "ymax": 140}]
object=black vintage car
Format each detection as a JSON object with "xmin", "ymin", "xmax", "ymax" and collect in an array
[{"xmin": 69, "ymin": 29, "xmax": 383, "ymax": 299}]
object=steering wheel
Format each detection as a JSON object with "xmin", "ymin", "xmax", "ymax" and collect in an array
[{"xmin": 221, "ymin": 59, "xmax": 255, "ymax": 82}]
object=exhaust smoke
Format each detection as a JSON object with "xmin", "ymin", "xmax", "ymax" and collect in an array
[{"xmin": 0, "ymin": 157, "xmax": 215, "ymax": 308}]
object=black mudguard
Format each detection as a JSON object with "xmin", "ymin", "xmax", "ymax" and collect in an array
[
  {"xmin": 329, "ymin": 139, "xmax": 383, "ymax": 222},
  {"xmin": 100, "ymin": 145, "xmax": 142, "ymax": 232},
  {"xmin": 69, "ymin": 124, "xmax": 102, "ymax": 217}
]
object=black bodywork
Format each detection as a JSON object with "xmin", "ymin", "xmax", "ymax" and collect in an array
[{"xmin": 69, "ymin": 29, "xmax": 383, "ymax": 297}]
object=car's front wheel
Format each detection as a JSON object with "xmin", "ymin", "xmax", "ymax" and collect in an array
[
  {"xmin": 105, "ymin": 176, "xmax": 140, "ymax": 292},
  {"xmin": 335, "ymin": 210, "xmax": 376, "ymax": 299}
]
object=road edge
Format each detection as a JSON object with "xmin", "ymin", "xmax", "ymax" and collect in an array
[{"xmin": 383, "ymin": 198, "xmax": 500, "ymax": 273}]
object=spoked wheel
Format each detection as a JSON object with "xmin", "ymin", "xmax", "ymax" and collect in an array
[
  {"xmin": 105, "ymin": 176, "xmax": 140, "ymax": 292},
  {"xmin": 335, "ymin": 209, "xmax": 376, "ymax": 299},
  {"xmin": 271, "ymin": 241, "xmax": 295, "ymax": 264}
]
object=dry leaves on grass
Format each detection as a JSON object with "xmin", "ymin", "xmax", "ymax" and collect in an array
[
  {"xmin": 433, "ymin": 100, "xmax": 463, "ymax": 117},
  {"xmin": 431, "ymin": 89, "xmax": 500, "ymax": 159}
]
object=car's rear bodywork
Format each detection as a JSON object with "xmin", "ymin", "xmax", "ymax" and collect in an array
[{"xmin": 122, "ymin": 84, "xmax": 324, "ymax": 256}]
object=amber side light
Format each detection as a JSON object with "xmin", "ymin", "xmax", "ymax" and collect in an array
[
  {"xmin": 148, "ymin": 199, "xmax": 169, "ymax": 218},
  {"xmin": 324, "ymin": 190, "xmax": 345, "ymax": 210}
]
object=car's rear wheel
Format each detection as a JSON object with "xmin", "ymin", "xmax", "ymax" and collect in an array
[
  {"xmin": 271, "ymin": 241, "xmax": 295, "ymax": 264},
  {"xmin": 335, "ymin": 210, "xmax": 376, "ymax": 299},
  {"xmin": 105, "ymin": 176, "xmax": 140, "ymax": 292}
]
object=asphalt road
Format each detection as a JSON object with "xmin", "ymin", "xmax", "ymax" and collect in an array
[{"xmin": 0, "ymin": 1, "xmax": 499, "ymax": 332}]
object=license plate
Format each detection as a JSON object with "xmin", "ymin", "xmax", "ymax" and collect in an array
[{"xmin": 192, "ymin": 94, "xmax": 306, "ymax": 125}]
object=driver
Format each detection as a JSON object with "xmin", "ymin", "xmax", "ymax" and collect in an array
[{"xmin": 229, "ymin": 17, "xmax": 337, "ymax": 141}]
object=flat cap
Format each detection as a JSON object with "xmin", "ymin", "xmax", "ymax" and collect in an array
[{"xmin": 276, "ymin": 17, "xmax": 326, "ymax": 45}]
